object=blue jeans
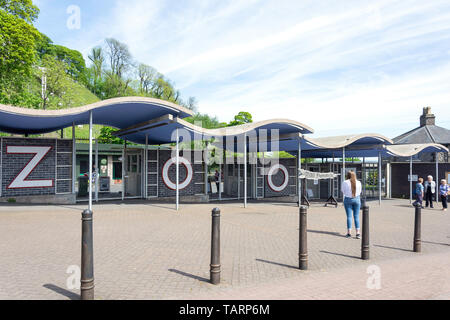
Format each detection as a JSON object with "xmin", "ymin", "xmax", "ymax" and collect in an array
[{"xmin": 344, "ymin": 196, "xmax": 361, "ymax": 230}]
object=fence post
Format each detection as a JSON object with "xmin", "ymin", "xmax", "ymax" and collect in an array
[
  {"xmin": 80, "ymin": 209, "xmax": 94, "ymax": 300},
  {"xmin": 210, "ymin": 208, "xmax": 221, "ymax": 284},
  {"xmin": 299, "ymin": 206, "xmax": 308, "ymax": 270},
  {"xmin": 413, "ymin": 205, "xmax": 421, "ymax": 253},
  {"xmin": 361, "ymin": 206, "xmax": 370, "ymax": 260}
]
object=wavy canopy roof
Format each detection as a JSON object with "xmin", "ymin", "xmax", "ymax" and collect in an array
[
  {"xmin": 0, "ymin": 97, "xmax": 193, "ymax": 134},
  {"xmin": 114, "ymin": 115, "xmax": 314, "ymax": 145},
  {"xmin": 0, "ymin": 98, "xmax": 446, "ymax": 158}
]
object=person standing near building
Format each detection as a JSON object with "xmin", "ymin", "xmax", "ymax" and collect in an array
[
  {"xmin": 214, "ymin": 169, "xmax": 220, "ymax": 192},
  {"xmin": 341, "ymin": 171, "xmax": 362, "ymax": 239},
  {"xmin": 439, "ymin": 179, "xmax": 449, "ymax": 212},
  {"xmin": 424, "ymin": 175, "xmax": 436, "ymax": 208},
  {"xmin": 413, "ymin": 177, "xmax": 424, "ymax": 208}
]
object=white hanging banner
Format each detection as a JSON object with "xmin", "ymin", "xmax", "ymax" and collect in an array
[{"xmin": 299, "ymin": 169, "xmax": 339, "ymax": 180}]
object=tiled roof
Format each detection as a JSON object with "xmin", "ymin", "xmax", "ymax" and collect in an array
[{"xmin": 393, "ymin": 125, "xmax": 450, "ymax": 145}]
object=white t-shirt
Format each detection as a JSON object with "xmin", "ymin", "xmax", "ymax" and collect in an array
[{"xmin": 341, "ymin": 179, "xmax": 362, "ymax": 198}]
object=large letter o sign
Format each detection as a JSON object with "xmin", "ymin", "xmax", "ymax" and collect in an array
[
  {"xmin": 162, "ymin": 157, "xmax": 193, "ymax": 190},
  {"xmin": 267, "ymin": 164, "xmax": 289, "ymax": 192}
]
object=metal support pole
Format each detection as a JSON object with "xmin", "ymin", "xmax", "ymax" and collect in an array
[
  {"xmin": 95, "ymin": 139, "xmax": 99, "ymax": 203},
  {"xmin": 409, "ymin": 156, "xmax": 413, "ymax": 204},
  {"xmin": 219, "ymin": 148, "xmax": 222, "ymax": 201},
  {"xmin": 210, "ymin": 208, "xmax": 221, "ymax": 285},
  {"xmin": 238, "ymin": 154, "xmax": 241, "ymax": 200},
  {"xmin": 298, "ymin": 140, "xmax": 302, "ymax": 207},
  {"xmin": 244, "ymin": 134, "xmax": 247, "ymax": 208},
  {"xmin": 122, "ymin": 143, "xmax": 126, "ymax": 201},
  {"xmin": 88, "ymin": 111, "xmax": 93, "ymax": 211},
  {"xmin": 332, "ymin": 153, "xmax": 335, "ymax": 198},
  {"xmin": 435, "ymin": 152, "xmax": 439, "ymax": 204},
  {"xmin": 363, "ymin": 157, "xmax": 366, "ymax": 206},
  {"xmin": 413, "ymin": 205, "xmax": 421, "ymax": 253},
  {"xmin": 81, "ymin": 110, "xmax": 94, "ymax": 300},
  {"xmin": 176, "ymin": 128, "xmax": 179, "ymax": 211},
  {"xmin": 204, "ymin": 142, "xmax": 209, "ymax": 195},
  {"xmin": 145, "ymin": 135, "xmax": 148, "ymax": 199},
  {"xmin": 72, "ymin": 123, "xmax": 76, "ymax": 195},
  {"xmin": 361, "ymin": 205, "xmax": 370, "ymax": 260},
  {"xmin": 342, "ymin": 147, "xmax": 346, "ymax": 201},
  {"xmin": 378, "ymin": 151, "xmax": 382, "ymax": 206},
  {"xmin": 299, "ymin": 206, "xmax": 308, "ymax": 270}
]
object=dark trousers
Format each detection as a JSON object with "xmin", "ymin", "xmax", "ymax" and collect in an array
[
  {"xmin": 413, "ymin": 193, "xmax": 423, "ymax": 207},
  {"xmin": 425, "ymin": 191, "xmax": 434, "ymax": 208},
  {"xmin": 441, "ymin": 195, "xmax": 448, "ymax": 209}
]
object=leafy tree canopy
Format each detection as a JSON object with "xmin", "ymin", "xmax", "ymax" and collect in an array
[
  {"xmin": 228, "ymin": 111, "xmax": 253, "ymax": 126},
  {"xmin": 0, "ymin": 0, "xmax": 39, "ymax": 23},
  {"xmin": 36, "ymin": 32, "xmax": 87, "ymax": 83},
  {"xmin": 0, "ymin": 9, "xmax": 40, "ymax": 104},
  {"xmin": 97, "ymin": 126, "xmax": 124, "ymax": 145}
]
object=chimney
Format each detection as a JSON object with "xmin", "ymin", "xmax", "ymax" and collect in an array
[{"xmin": 420, "ymin": 106, "xmax": 435, "ymax": 127}]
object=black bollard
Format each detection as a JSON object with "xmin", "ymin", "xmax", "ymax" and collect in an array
[
  {"xmin": 210, "ymin": 208, "xmax": 221, "ymax": 285},
  {"xmin": 361, "ymin": 206, "xmax": 370, "ymax": 260},
  {"xmin": 413, "ymin": 205, "xmax": 421, "ymax": 253},
  {"xmin": 299, "ymin": 206, "xmax": 308, "ymax": 270},
  {"xmin": 80, "ymin": 209, "xmax": 94, "ymax": 300}
]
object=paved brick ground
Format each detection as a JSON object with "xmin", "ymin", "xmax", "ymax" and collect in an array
[{"xmin": 0, "ymin": 199, "xmax": 448, "ymax": 300}]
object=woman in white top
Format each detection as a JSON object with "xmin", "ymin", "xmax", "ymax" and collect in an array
[{"xmin": 341, "ymin": 171, "xmax": 362, "ymax": 239}]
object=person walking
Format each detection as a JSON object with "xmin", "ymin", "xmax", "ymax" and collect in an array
[
  {"xmin": 424, "ymin": 175, "xmax": 436, "ymax": 208},
  {"xmin": 413, "ymin": 177, "xmax": 424, "ymax": 208},
  {"xmin": 341, "ymin": 171, "xmax": 362, "ymax": 239},
  {"xmin": 439, "ymin": 179, "xmax": 449, "ymax": 212}
]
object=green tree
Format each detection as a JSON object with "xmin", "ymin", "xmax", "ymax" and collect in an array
[
  {"xmin": 86, "ymin": 46, "xmax": 105, "ymax": 97},
  {"xmin": 228, "ymin": 111, "xmax": 253, "ymax": 126},
  {"xmin": 97, "ymin": 126, "xmax": 124, "ymax": 145},
  {"xmin": 0, "ymin": 9, "xmax": 40, "ymax": 105},
  {"xmin": 37, "ymin": 55, "xmax": 98, "ymax": 110},
  {"xmin": 185, "ymin": 113, "xmax": 225, "ymax": 129},
  {"xmin": 0, "ymin": 0, "xmax": 39, "ymax": 23},
  {"xmin": 137, "ymin": 63, "xmax": 156, "ymax": 94},
  {"xmin": 35, "ymin": 33, "xmax": 87, "ymax": 83},
  {"xmin": 105, "ymin": 38, "xmax": 132, "ymax": 78},
  {"xmin": 52, "ymin": 45, "xmax": 87, "ymax": 82}
]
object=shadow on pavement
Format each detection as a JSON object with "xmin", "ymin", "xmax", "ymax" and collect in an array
[
  {"xmin": 422, "ymin": 240, "xmax": 450, "ymax": 247},
  {"xmin": 43, "ymin": 284, "xmax": 79, "ymax": 300},
  {"xmin": 308, "ymin": 229, "xmax": 346, "ymax": 238},
  {"xmin": 255, "ymin": 259, "xmax": 298, "ymax": 270},
  {"xmin": 168, "ymin": 269, "xmax": 209, "ymax": 283},
  {"xmin": 373, "ymin": 244, "xmax": 411, "ymax": 252},
  {"xmin": 320, "ymin": 250, "xmax": 360, "ymax": 260}
]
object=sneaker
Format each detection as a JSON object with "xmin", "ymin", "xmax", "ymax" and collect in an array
[
  {"xmin": 345, "ymin": 234, "xmax": 352, "ymax": 239},
  {"xmin": 356, "ymin": 234, "xmax": 361, "ymax": 239}
]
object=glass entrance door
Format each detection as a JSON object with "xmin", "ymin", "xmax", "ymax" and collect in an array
[{"xmin": 125, "ymin": 150, "xmax": 142, "ymax": 198}]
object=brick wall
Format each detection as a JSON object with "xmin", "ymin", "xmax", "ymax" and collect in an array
[
  {"xmin": 1, "ymin": 138, "xmax": 73, "ymax": 198},
  {"xmin": 147, "ymin": 149, "xmax": 205, "ymax": 198},
  {"xmin": 264, "ymin": 158, "xmax": 297, "ymax": 198}
]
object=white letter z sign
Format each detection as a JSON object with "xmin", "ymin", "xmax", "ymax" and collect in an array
[{"xmin": 7, "ymin": 146, "xmax": 53, "ymax": 189}]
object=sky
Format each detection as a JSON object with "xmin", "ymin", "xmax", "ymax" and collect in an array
[{"xmin": 34, "ymin": 0, "xmax": 450, "ymax": 138}]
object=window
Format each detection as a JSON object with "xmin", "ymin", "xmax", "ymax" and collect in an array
[{"xmin": 113, "ymin": 162, "xmax": 122, "ymax": 180}]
